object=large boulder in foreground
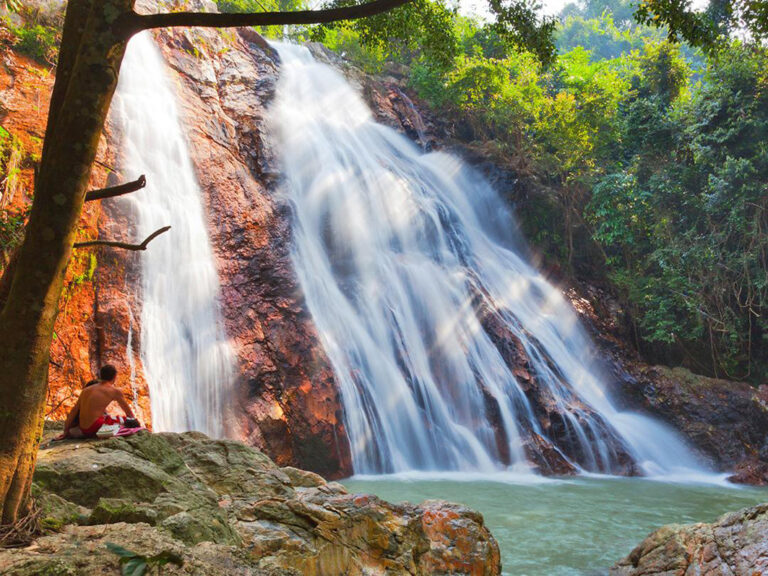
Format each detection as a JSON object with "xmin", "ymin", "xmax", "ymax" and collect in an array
[
  {"xmin": 611, "ymin": 503, "xmax": 768, "ymax": 576},
  {"xmin": 0, "ymin": 430, "xmax": 500, "ymax": 576}
]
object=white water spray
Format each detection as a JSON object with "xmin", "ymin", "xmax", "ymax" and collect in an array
[
  {"xmin": 269, "ymin": 43, "xmax": 706, "ymax": 477},
  {"xmin": 111, "ymin": 32, "xmax": 236, "ymax": 437}
]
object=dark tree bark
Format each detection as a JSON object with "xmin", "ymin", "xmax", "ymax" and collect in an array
[
  {"xmin": 0, "ymin": 0, "xmax": 412, "ymax": 525},
  {"xmin": 74, "ymin": 225, "xmax": 171, "ymax": 250},
  {"xmin": 85, "ymin": 174, "xmax": 146, "ymax": 202}
]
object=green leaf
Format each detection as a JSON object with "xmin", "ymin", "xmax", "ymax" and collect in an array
[
  {"xmin": 121, "ymin": 557, "xmax": 148, "ymax": 576},
  {"xmin": 106, "ymin": 542, "xmax": 138, "ymax": 559}
]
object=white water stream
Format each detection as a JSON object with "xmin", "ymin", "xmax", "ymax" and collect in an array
[
  {"xmin": 269, "ymin": 43, "xmax": 708, "ymax": 478},
  {"xmin": 111, "ymin": 32, "xmax": 236, "ymax": 437}
]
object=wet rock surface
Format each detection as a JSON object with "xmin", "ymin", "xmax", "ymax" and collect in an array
[
  {"xmin": 610, "ymin": 364, "xmax": 768, "ymax": 481},
  {"xmin": 610, "ymin": 503, "xmax": 768, "ymax": 576},
  {"xmin": 0, "ymin": 428, "xmax": 500, "ymax": 576},
  {"xmin": 563, "ymin": 285, "xmax": 768, "ymax": 483}
]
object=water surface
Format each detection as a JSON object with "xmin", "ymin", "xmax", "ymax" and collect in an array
[{"xmin": 344, "ymin": 476, "xmax": 768, "ymax": 575}]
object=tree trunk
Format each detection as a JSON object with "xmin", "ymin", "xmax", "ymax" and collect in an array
[{"xmin": 0, "ymin": 0, "xmax": 134, "ymax": 524}]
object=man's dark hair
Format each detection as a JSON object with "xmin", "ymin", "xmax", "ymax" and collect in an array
[{"xmin": 99, "ymin": 364, "xmax": 117, "ymax": 382}]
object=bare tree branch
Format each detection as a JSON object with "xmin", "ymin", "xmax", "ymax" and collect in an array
[
  {"xmin": 73, "ymin": 226, "xmax": 171, "ymax": 251},
  {"xmin": 117, "ymin": 0, "xmax": 413, "ymax": 38},
  {"xmin": 86, "ymin": 174, "xmax": 146, "ymax": 202}
]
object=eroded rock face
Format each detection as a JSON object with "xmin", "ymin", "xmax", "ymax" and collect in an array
[
  {"xmin": 610, "ymin": 364, "xmax": 768, "ymax": 481},
  {"xmin": 610, "ymin": 503, "xmax": 768, "ymax": 576},
  {"xmin": 68, "ymin": 1, "xmax": 351, "ymax": 475},
  {"xmin": 0, "ymin": 429, "xmax": 501, "ymax": 576}
]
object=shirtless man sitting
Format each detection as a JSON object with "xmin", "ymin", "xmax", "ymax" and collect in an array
[{"xmin": 57, "ymin": 364, "xmax": 139, "ymax": 439}]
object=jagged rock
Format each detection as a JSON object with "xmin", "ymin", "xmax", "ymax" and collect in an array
[
  {"xmin": 728, "ymin": 458, "xmax": 768, "ymax": 486},
  {"xmin": 0, "ymin": 429, "xmax": 500, "ymax": 576},
  {"xmin": 613, "ymin": 365, "xmax": 768, "ymax": 478},
  {"xmin": 610, "ymin": 503, "xmax": 768, "ymax": 576}
]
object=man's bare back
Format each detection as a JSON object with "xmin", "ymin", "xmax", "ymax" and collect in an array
[{"xmin": 77, "ymin": 384, "xmax": 133, "ymax": 429}]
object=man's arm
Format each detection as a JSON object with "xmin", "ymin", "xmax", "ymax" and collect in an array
[
  {"xmin": 58, "ymin": 397, "xmax": 81, "ymax": 439},
  {"xmin": 113, "ymin": 389, "xmax": 136, "ymax": 420}
]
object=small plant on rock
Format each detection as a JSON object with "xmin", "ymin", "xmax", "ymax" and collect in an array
[{"xmin": 106, "ymin": 542, "xmax": 183, "ymax": 576}]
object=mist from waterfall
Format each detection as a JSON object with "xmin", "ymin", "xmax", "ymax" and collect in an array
[
  {"xmin": 111, "ymin": 32, "xmax": 236, "ymax": 437},
  {"xmin": 268, "ymin": 43, "xmax": 707, "ymax": 478}
]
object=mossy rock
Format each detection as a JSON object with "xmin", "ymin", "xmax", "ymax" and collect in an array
[
  {"xmin": 160, "ymin": 510, "xmax": 241, "ymax": 546},
  {"xmin": 88, "ymin": 497, "xmax": 158, "ymax": 526},
  {"xmin": 19, "ymin": 429, "xmax": 500, "ymax": 575},
  {"xmin": 34, "ymin": 447, "xmax": 176, "ymax": 508},
  {"xmin": 33, "ymin": 491, "xmax": 88, "ymax": 533}
]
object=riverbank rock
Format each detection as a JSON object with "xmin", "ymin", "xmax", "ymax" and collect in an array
[
  {"xmin": 610, "ymin": 503, "xmax": 768, "ymax": 576},
  {"xmin": 612, "ymin": 365, "xmax": 768, "ymax": 482},
  {"xmin": 0, "ymin": 430, "xmax": 500, "ymax": 575}
]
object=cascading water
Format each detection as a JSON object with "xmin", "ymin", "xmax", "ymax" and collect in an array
[
  {"xmin": 111, "ymin": 32, "xmax": 236, "ymax": 437},
  {"xmin": 269, "ymin": 43, "xmax": 706, "ymax": 477}
]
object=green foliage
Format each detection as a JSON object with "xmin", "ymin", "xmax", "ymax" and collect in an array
[
  {"xmin": 2, "ymin": 1, "xmax": 64, "ymax": 65},
  {"xmin": 312, "ymin": 0, "xmax": 560, "ymax": 70},
  {"xmin": 586, "ymin": 42, "xmax": 768, "ymax": 379},
  {"xmin": 214, "ymin": 0, "xmax": 306, "ymax": 38},
  {"xmin": 486, "ymin": 0, "xmax": 557, "ymax": 65},
  {"xmin": 635, "ymin": 0, "xmax": 768, "ymax": 53},
  {"xmin": 3, "ymin": 0, "xmax": 21, "ymax": 12},
  {"xmin": 0, "ymin": 209, "xmax": 25, "ymax": 256},
  {"xmin": 71, "ymin": 253, "xmax": 97, "ymax": 287},
  {"xmin": 636, "ymin": 40, "xmax": 690, "ymax": 103},
  {"xmin": 318, "ymin": 2, "xmax": 766, "ymax": 380},
  {"xmin": 9, "ymin": 21, "xmax": 58, "ymax": 64},
  {"xmin": 0, "ymin": 126, "xmax": 27, "ymax": 265},
  {"xmin": 106, "ymin": 542, "xmax": 183, "ymax": 576},
  {"xmin": 311, "ymin": 0, "xmax": 460, "ymax": 72},
  {"xmin": 556, "ymin": 13, "xmax": 663, "ymax": 60},
  {"xmin": 560, "ymin": 0, "xmax": 636, "ymax": 26}
]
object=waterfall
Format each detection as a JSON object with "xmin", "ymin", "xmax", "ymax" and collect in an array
[
  {"xmin": 111, "ymin": 32, "xmax": 236, "ymax": 437},
  {"xmin": 268, "ymin": 43, "xmax": 705, "ymax": 477}
]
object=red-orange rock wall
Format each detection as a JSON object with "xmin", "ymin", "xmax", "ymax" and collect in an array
[{"xmin": 0, "ymin": 49, "xmax": 139, "ymax": 421}]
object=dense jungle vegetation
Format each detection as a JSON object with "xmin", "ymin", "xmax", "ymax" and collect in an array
[{"xmin": 2, "ymin": 0, "xmax": 766, "ymax": 383}]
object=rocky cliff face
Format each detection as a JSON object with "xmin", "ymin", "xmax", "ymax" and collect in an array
[
  {"xmin": 566, "ymin": 286, "xmax": 768, "ymax": 483},
  {"xmin": 0, "ymin": 427, "xmax": 500, "ymax": 576},
  {"xmin": 1, "ymin": 12, "xmax": 351, "ymax": 475},
  {"xmin": 0, "ymin": 46, "xmax": 126, "ymax": 420},
  {"xmin": 87, "ymin": 2, "xmax": 351, "ymax": 476},
  {"xmin": 150, "ymin": 24, "xmax": 351, "ymax": 477}
]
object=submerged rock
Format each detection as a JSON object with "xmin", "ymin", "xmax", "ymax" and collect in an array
[
  {"xmin": 611, "ymin": 503, "xmax": 768, "ymax": 576},
  {"xmin": 0, "ymin": 430, "xmax": 500, "ymax": 575}
]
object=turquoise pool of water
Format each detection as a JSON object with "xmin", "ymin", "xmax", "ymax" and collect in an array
[{"xmin": 344, "ymin": 474, "xmax": 768, "ymax": 576}]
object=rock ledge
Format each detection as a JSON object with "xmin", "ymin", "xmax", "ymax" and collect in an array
[{"xmin": 0, "ymin": 430, "xmax": 500, "ymax": 575}]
